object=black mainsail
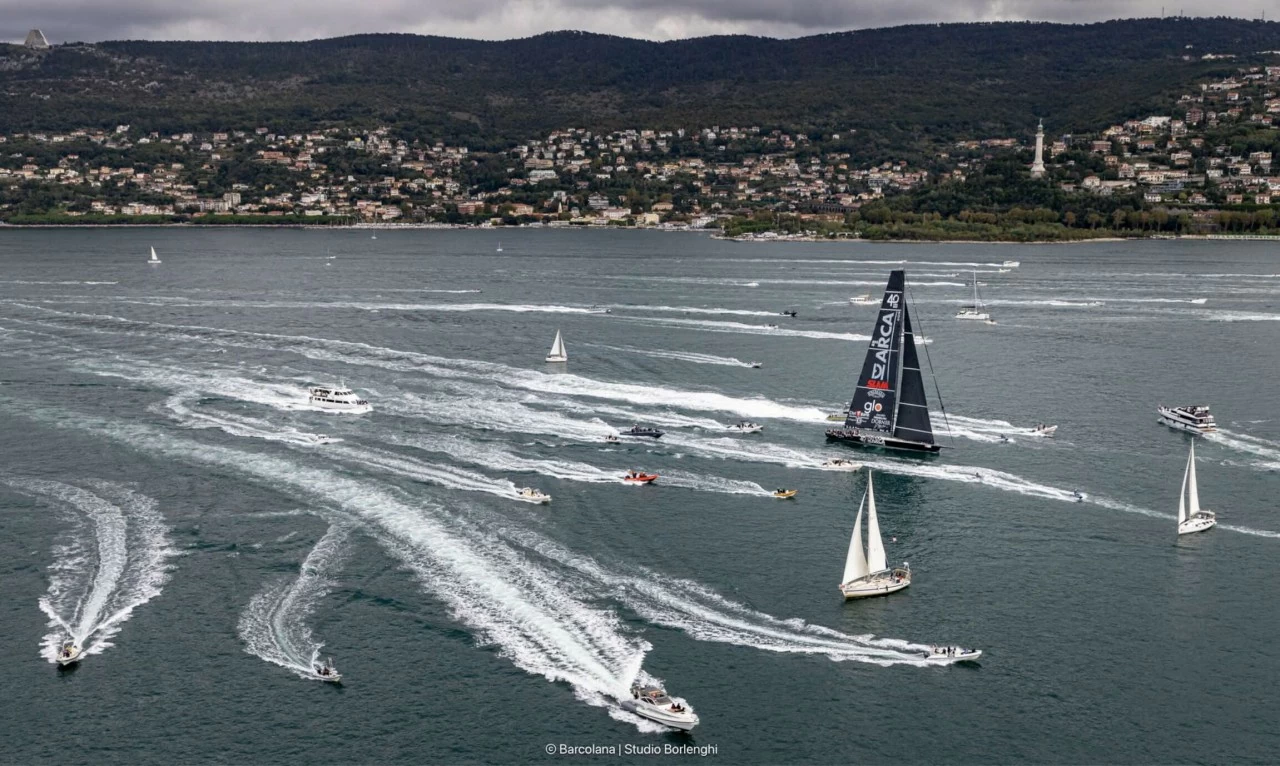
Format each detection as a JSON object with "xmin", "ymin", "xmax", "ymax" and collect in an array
[{"xmin": 827, "ymin": 269, "xmax": 941, "ymax": 453}]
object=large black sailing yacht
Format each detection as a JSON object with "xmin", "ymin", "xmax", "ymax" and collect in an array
[{"xmin": 826, "ymin": 269, "xmax": 942, "ymax": 454}]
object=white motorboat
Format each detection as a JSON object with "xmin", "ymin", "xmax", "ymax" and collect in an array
[
  {"xmin": 921, "ymin": 646, "xmax": 982, "ymax": 663},
  {"xmin": 623, "ymin": 684, "xmax": 699, "ymax": 731},
  {"xmin": 749, "ymin": 361, "xmax": 763, "ymax": 369},
  {"xmin": 148, "ymin": 246, "xmax": 161, "ymax": 265},
  {"xmin": 1002, "ymin": 260, "xmax": 1020, "ymax": 268},
  {"xmin": 516, "ymin": 487, "xmax": 552, "ymax": 504},
  {"xmin": 849, "ymin": 294, "xmax": 878, "ymax": 305},
  {"xmin": 826, "ymin": 410, "xmax": 851, "ymax": 422},
  {"xmin": 1030, "ymin": 424, "xmax": 1058, "ymax": 437},
  {"xmin": 728, "ymin": 421, "xmax": 763, "ymax": 434},
  {"xmin": 314, "ymin": 658, "xmax": 342, "ymax": 683},
  {"xmin": 545, "ymin": 330, "xmax": 568, "ymax": 363},
  {"xmin": 1158, "ymin": 404, "xmax": 1217, "ymax": 434},
  {"xmin": 955, "ymin": 270, "xmax": 991, "ymax": 321},
  {"xmin": 604, "ymin": 434, "xmax": 621, "ymax": 444},
  {"xmin": 839, "ymin": 470, "xmax": 911, "ymax": 599},
  {"xmin": 308, "ymin": 386, "xmax": 372, "ymax": 414},
  {"xmin": 820, "ymin": 457, "xmax": 863, "ymax": 471},
  {"xmin": 1177, "ymin": 441, "xmax": 1217, "ymax": 536},
  {"xmin": 56, "ymin": 641, "xmax": 82, "ymax": 666}
]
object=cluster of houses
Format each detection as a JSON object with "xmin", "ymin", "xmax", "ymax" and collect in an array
[{"xmin": 5, "ymin": 62, "xmax": 1280, "ymax": 224}]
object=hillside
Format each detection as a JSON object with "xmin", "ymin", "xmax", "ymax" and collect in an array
[{"xmin": 3, "ymin": 18, "xmax": 1280, "ymax": 145}]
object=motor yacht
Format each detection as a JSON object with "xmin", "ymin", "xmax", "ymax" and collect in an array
[
  {"xmin": 308, "ymin": 386, "xmax": 372, "ymax": 414},
  {"xmin": 1158, "ymin": 404, "xmax": 1217, "ymax": 434}
]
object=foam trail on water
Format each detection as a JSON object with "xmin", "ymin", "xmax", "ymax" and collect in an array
[
  {"xmin": 612, "ymin": 304, "xmax": 782, "ymax": 318},
  {"xmin": 1205, "ymin": 429, "xmax": 1280, "ymax": 471},
  {"xmin": 161, "ymin": 394, "xmax": 341, "ymax": 446},
  {"xmin": 14, "ymin": 409, "xmax": 653, "ymax": 722},
  {"xmin": 582, "ymin": 344, "xmax": 759, "ymax": 368},
  {"xmin": 614, "ymin": 315, "xmax": 872, "ymax": 343},
  {"xmin": 403, "ymin": 434, "xmax": 772, "ymax": 496},
  {"xmin": 60, "ymin": 297, "xmax": 609, "ymax": 316},
  {"xmin": 328, "ymin": 443, "xmax": 548, "ymax": 503},
  {"xmin": 7, "ymin": 305, "xmax": 830, "ymax": 423},
  {"xmin": 8, "ymin": 480, "xmax": 176, "ymax": 662},
  {"xmin": 705, "ymin": 258, "xmax": 1015, "ymax": 268},
  {"xmin": 238, "ymin": 524, "xmax": 352, "ymax": 680}
]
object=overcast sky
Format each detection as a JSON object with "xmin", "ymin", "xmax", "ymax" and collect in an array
[{"xmin": 1, "ymin": 0, "xmax": 1271, "ymax": 44}]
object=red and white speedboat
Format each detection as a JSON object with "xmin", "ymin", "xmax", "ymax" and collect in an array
[{"xmin": 623, "ymin": 471, "xmax": 658, "ymax": 484}]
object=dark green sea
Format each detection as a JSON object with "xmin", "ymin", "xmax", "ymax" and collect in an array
[{"xmin": 1, "ymin": 229, "xmax": 1277, "ymax": 764}]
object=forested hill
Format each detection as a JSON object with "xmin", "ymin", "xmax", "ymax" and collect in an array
[{"xmin": 4, "ymin": 18, "xmax": 1280, "ymax": 145}]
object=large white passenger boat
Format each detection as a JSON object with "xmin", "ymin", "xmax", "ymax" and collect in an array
[
  {"xmin": 1158, "ymin": 404, "xmax": 1216, "ymax": 434},
  {"xmin": 308, "ymin": 386, "xmax": 372, "ymax": 414}
]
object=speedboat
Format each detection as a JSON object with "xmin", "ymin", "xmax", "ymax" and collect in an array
[
  {"xmin": 849, "ymin": 294, "xmax": 877, "ymax": 305},
  {"xmin": 604, "ymin": 434, "xmax": 621, "ymax": 444},
  {"xmin": 728, "ymin": 421, "xmax": 763, "ymax": 434},
  {"xmin": 303, "ymin": 433, "xmax": 339, "ymax": 445},
  {"xmin": 749, "ymin": 361, "xmax": 763, "ymax": 369},
  {"xmin": 1158, "ymin": 404, "xmax": 1218, "ymax": 434},
  {"xmin": 1002, "ymin": 260, "xmax": 1020, "ymax": 268},
  {"xmin": 821, "ymin": 457, "xmax": 863, "ymax": 471},
  {"xmin": 781, "ymin": 310, "xmax": 798, "ymax": 317},
  {"xmin": 623, "ymin": 684, "xmax": 699, "ymax": 731},
  {"xmin": 620, "ymin": 425, "xmax": 665, "ymax": 439},
  {"xmin": 1030, "ymin": 424, "xmax": 1058, "ymax": 437},
  {"xmin": 773, "ymin": 488, "xmax": 798, "ymax": 499},
  {"xmin": 308, "ymin": 386, "xmax": 372, "ymax": 414},
  {"xmin": 921, "ymin": 646, "xmax": 982, "ymax": 663},
  {"xmin": 56, "ymin": 641, "xmax": 82, "ymax": 666},
  {"xmin": 314, "ymin": 657, "xmax": 342, "ymax": 683},
  {"xmin": 516, "ymin": 487, "xmax": 552, "ymax": 504},
  {"xmin": 623, "ymin": 471, "xmax": 658, "ymax": 484},
  {"xmin": 826, "ymin": 410, "xmax": 851, "ymax": 422}
]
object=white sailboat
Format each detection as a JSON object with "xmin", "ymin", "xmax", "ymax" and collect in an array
[
  {"xmin": 148, "ymin": 246, "xmax": 161, "ymax": 265},
  {"xmin": 496, "ymin": 241, "xmax": 504, "ymax": 252},
  {"xmin": 1177, "ymin": 442, "xmax": 1217, "ymax": 536},
  {"xmin": 955, "ymin": 270, "xmax": 990, "ymax": 321},
  {"xmin": 545, "ymin": 330, "xmax": 568, "ymax": 363},
  {"xmin": 839, "ymin": 470, "xmax": 911, "ymax": 599}
]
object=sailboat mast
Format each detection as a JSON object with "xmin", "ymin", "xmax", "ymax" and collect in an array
[
  {"xmin": 972, "ymin": 270, "xmax": 979, "ymax": 308},
  {"xmin": 890, "ymin": 277, "xmax": 907, "ymax": 430}
]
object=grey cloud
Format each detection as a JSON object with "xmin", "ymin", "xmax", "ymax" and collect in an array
[{"xmin": 0, "ymin": 0, "xmax": 1263, "ymax": 43}]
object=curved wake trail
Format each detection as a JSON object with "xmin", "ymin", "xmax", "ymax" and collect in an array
[
  {"xmin": 582, "ymin": 344, "xmax": 759, "ymax": 368},
  {"xmin": 8, "ymin": 480, "xmax": 176, "ymax": 662},
  {"xmin": 161, "ymin": 394, "xmax": 340, "ymax": 446},
  {"xmin": 403, "ymin": 434, "xmax": 773, "ymax": 497},
  {"xmin": 611, "ymin": 304, "xmax": 781, "ymax": 318},
  {"xmin": 238, "ymin": 524, "xmax": 352, "ymax": 680},
  {"xmin": 614, "ymin": 315, "xmax": 872, "ymax": 343},
  {"xmin": 55, "ymin": 296, "xmax": 608, "ymax": 316},
  {"xmin": 1205, "ymin": 429, "xmax": 1280, "ymax": 471}
]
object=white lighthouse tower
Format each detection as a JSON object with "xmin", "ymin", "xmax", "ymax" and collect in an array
[{"xmin": 1030, "ymin": 119, "xmax": 1046, "ymax": 178}]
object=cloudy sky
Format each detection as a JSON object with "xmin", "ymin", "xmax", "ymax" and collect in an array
[{"xmin": 1, "ymin": 0, "xmax": 1270, "ymax": 43}]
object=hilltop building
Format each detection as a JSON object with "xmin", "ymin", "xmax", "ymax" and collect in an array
[
  {"xmin": 24, "ymin": 29, "xmax": 50, "ymax": 50},
  {"xmin": 1030, "ymin": 120, "xmax": 1046, "ymax": 178}
]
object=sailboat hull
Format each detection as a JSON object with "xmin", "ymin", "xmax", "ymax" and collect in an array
[
  {"xmin": 1178, "ymin": 513, "xmax": 1217, "ymax": 535},
  {"xmin": 826, "ymin": 429, "xmax": 941, "ymax": 454},
  {"xmin": 840, "ymin": 570, "xmax": 912, "ymax": 599}
]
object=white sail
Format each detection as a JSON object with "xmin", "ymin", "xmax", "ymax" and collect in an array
[
  {"xmin": 546, "ymin": 330, "xmax": 567, "ymax": 361},
  {"xmin": 971, "ymin": 271, "xmax": 981, "ymax": 309},
  {"xmin": 865, "ymin": 472, "xmax": 887, "ymax": 573},
  {"xmin": 1187, "ymin": 441, "xmax": 1200, "ymax": 516},
  {"xmin": 842, "ymin": 491, "xmax": 870, "ymax": 584},
  {"xmin": 149, "ymin": 247, "xmax": 160, "ymax": 263},
  {"xmin": 1177, "ymin": 449, "xmax": 1190, "ymax": 524}
]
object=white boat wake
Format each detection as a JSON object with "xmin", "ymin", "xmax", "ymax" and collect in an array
[
  {"xmin": 238, "ymin": 523, "xmax": 352, "ymax": 681},
  {"xmin": 613, "ymin": 315, "xmax": 872, "ymax": 343},
  {"xmin": 582, "ymin": 344, "xmax": 760, "ymax": 368},
  {"xmin": 8, "ymin": 480, "xmax": 176, "ymax": 663},
  {"xmin": 160, "ymin": 394, "xmax": 340, "ymax": 446},
  {"xmin": 1204, "ymin": 429, "xmax": 1280, "ymax": 471}
]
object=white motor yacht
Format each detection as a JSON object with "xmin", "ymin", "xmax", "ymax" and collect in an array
[
  {"xmin": 56, "ymin": 641, "xmax": 82, "ymax": 666},
  {"xmin": 728, "ymin": 421, "xmax": 763, "ymax": 434},
  {"xmin": 308, "ymin": 386, "xmax": 372, "ymax": 414},
  {"xmin": 516, "ymin": 487, "xmax": 552, "ymax": 504},
  {"xmin": 921, "ymin": 646, "xmax": 982, "ymax": 663},
  {"xmin": 1158, "ymin": 404, "xmax": 1217, "ymax": 434},
  {"xmin": 1176, "ymin": 442, "xmax": 1217, "ymax": 536},
  {"xmin": 820, "ymin": 457, "xmax": 863, "ymax": 471},
  {"xmin": 623, "ymin": 684, "xmax": 699, "ymax": 731}
]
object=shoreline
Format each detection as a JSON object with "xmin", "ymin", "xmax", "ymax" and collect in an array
[{"xmin": 2, "ymin": 223, "xmax": 1278, "ymax": 244}]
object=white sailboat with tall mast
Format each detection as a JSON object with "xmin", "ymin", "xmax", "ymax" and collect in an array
[
  {"xmin": 839, "ymin": 470, "xmax": 911, "ymax": 599},
  {"xmin": 1177, "ymin": 441, "xmax": 1217, "ymax": 536},
  {"xmin": 545, "ymin": 330, "xmax": 568, "ymax": 363},
  {"xmin": 955, "ymin": 270, "xmax": 990, "ymax": 321},
  {"xmin": 148, "ymin": 246, "xmax": 161, "ymax": 265}
]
